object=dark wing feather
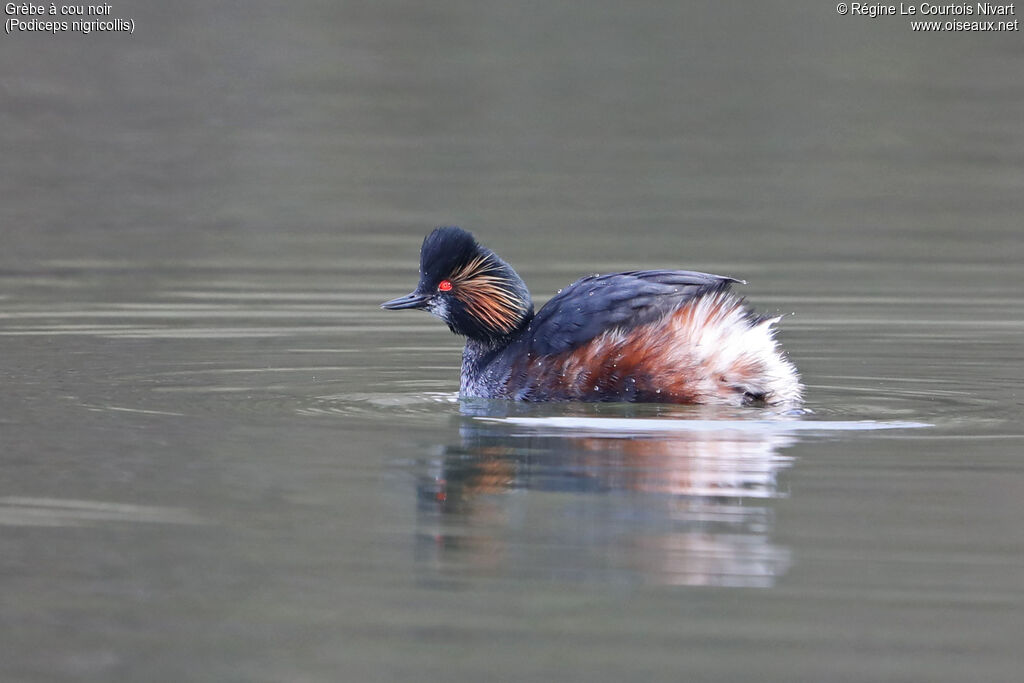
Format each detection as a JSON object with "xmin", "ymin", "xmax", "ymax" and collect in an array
[{"xmin": 523, "ymin": 270, "xmax": 740, "ymax": 358}]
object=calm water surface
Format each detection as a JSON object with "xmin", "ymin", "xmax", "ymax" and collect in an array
[{"xmin": 2, "ymin": 2, "xmax": 1023, "ymax": 682}]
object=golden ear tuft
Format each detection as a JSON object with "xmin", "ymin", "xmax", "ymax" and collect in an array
[{"xmin": 450, "ymin": 255, "xmax": 526, "ymax": 334}]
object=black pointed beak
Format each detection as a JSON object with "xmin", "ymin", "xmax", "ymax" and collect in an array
[{"xmin": 381, "ymin": 291, "xmax": 431, "ymax": 310}]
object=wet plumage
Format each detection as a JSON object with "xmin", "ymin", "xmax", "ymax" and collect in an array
[{"xmin": 382, "ymin": 227, "xmax": 802, "ymax": 406}]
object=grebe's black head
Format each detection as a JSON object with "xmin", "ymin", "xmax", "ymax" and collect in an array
[{"xmin": 381, "ymin": 227, "xmax": 534, "ymax": 343}]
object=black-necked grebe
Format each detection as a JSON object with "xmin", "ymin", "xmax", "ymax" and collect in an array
[{"xmin": 382, "ymin": 227, "xmax": 802, "ymax": 406}]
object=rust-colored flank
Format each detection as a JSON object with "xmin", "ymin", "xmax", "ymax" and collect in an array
[{"xmin": 513, "ymin": 292, "xmax": 783, "ymax": 404}]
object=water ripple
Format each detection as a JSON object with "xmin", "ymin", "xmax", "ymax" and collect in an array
[
  {"xmin": 0, "ymin": 497, "xmax": 202, "ymax": 527},
  {"xmin": 480, "ymin": 416, "xmax": 931, "ymax": 435},
  {"xmin": 296, "ymin": 392, "xmax": 459, "ymax": 417}
]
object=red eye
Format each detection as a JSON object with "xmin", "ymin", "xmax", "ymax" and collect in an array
[{"xmin": 438, "ymin": 280, "xmax": 453, "ymax": 292}]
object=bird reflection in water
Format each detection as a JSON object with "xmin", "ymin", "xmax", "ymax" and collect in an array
[{"xmin": 415, "ymin": 400, "xmax": 797, "ymax": 588}]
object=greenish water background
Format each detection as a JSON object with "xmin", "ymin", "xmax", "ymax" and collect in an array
[{"xmin": 1, "ymin": 2, "xmax": 1022, "ymax": 681}]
